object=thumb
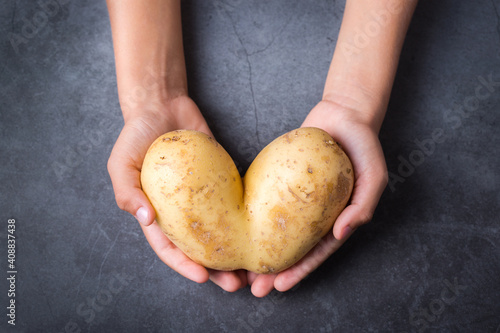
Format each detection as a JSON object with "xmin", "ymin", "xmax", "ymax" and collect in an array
[
  {"xmin": 332, "ymin": 167, "xmax": 388, "ymax": 240},
  {"xmin": 107, "ymin": 148, "xmax": 156, "ymax": 226}
]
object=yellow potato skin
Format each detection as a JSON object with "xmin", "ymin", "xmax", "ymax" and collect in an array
[{"xmin": 141, "ymin": 128, "xmax": 353, "ymax": 274}]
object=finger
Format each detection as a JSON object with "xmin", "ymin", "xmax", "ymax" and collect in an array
[
  {"xmin": 333, "ymin": 162, "xmax": 388, "ymax": 240},
  {"xmin": 250, "ymin": 274, "xmax": 278, "ymax": 298},
  {"xmin": 247, "ymin": 271, "xmax": 259, "ymax": 285},
  {"xmin": 109, "ymin": 159, "xmax": 155, "ymax": 226},
  {"xmin": 208, "ymin": 269, "xmax": 247, "ymax": 292},
  {"xmin": 236, "ymin": 269, "xmax": 249, "ymax": 286},
  {"xmin": 274, "ymin": 231, "xmax": 351, "ymax": 292},
  {"xmin": 108, "ymin": 137, "xmax": 156, "ymax": 226},
  {"xmin": 141, "ymin": 221, "xmax": 210, "ymax": 284}
]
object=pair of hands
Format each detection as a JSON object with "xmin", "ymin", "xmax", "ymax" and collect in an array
[{"xmin": 107, "ymin": 95, "xmax": 388, "ymax": 297}]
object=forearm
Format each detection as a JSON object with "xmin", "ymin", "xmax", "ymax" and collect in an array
[
  {"xmin": 325, "ymin": 0, "xmax": 418, "ymax": 131},
  {"xmin": 106, "ymin": 0, "xmax": 187, "ymax": 120}
]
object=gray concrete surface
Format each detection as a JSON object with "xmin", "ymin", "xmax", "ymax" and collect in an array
[{"xmin": 1, "ymin": 0, "xmax": 499, "ymax": 332}]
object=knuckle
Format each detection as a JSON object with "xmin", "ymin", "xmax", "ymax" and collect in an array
[
  {"xmin": 113, "ymin": 192, "xmax": 127, "ymax": 210},
  {"xmin": 358, "ymin": 210, "xmax": 373, "ymax": 225},
  {"xmin": 114, "ymin": 194, "xmax": 132, "ymax": 214}
]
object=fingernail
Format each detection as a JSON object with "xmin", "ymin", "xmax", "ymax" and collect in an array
[
  {"xmin": 135, "ymin": 207, "xmax": 149, "ymax": 226},
  {"xmin": 341, "ymin": 226, "xmax": 353, "ymax": 240}
]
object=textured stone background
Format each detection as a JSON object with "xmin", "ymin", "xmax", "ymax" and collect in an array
[{"xmin": 1, "ymin": 0, "xmax": 499, "ymax": 332}]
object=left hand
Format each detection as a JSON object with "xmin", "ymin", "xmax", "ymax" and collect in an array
[
  {"xmin": 107, "ymin": 96, "xmax": 248, "ymax": 292},
  {"xmin": 247, "ymin": 100, "xmax": 388, "ymax": 297}
]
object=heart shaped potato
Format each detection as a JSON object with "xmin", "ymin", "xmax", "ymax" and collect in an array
[{"xmin": 141, "ymin": 127, "xmax": 353, "ymax": 274}]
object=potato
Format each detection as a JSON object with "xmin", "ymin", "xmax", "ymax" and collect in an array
[{"xmin": 141, "ymin": 127, "xmax": 353, "ymax": 274}]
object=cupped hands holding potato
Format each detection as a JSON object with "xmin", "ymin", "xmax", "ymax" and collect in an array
[
  {"xmin": 140, "ymin": 124, "xmax": 355, "ymax": 294},
  {"xmin": 106, "ymin": 0, "xmax": 416, "ymax": 297},
  {"xmin": 108, "ymin": 97, "xmax": 387, "ymax": 298}
]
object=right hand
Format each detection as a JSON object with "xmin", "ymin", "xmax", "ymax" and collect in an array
[
  {"xmin": 247, "ymin": 99, "xmax": 389, "ymax": 297},
  {"xmin": 107, "ymin": 96, "xmax": 248, "ymax": 292}
]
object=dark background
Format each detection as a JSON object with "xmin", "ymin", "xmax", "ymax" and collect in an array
[{"xmin": 1, "ymin": 0, "xmax": 499, "ymax": 332}]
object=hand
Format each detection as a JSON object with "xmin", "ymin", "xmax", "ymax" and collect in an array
[
  {"xmin": 107, "ymin": 96, "xmax": 248, "ymax": 292},
  {"xmin": 247, "ymin": 100, "xmax": 388, "ymax": 297}
]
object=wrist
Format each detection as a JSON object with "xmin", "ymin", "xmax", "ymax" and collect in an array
[
  {"xmin": 322, "ymin": 80, "xmax": 387, "ymax": 133},
  {"xmin": 120, "ymin": 92, "xmax": 191, "ymax": 125},
  {"xmin": 117, "ymin": 64, "xmax": 188, "ymax": 119}
]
